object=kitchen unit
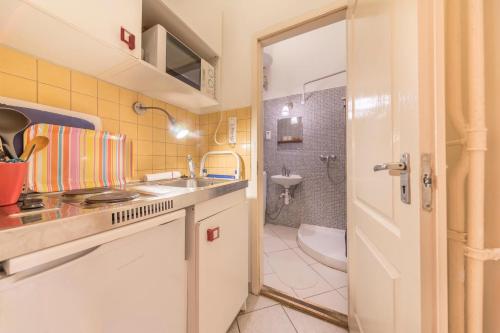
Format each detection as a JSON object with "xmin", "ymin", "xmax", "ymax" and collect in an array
[{"xmin": 0, "ymin": 179, "xmax": 249, "ymax": 333}]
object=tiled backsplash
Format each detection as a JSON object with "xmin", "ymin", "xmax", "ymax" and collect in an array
[
  {"xmin": 264, "ymin": 86, "xmax": 346, "ymax": 229},
  {"xmin": 0, "ymin": 45, "xmax": 251, "ymax": 180}
]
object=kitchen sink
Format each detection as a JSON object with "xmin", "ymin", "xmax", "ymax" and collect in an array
[{"xmin": 159, "ymin": 178, "xmax": 230, "ymax": 188}]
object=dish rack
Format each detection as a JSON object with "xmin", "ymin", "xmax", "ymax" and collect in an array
[{"xmin": 199, "ymin": 151, "xmax": 242, "ymax": 180}]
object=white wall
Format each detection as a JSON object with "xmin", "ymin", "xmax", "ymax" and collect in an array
[
  {"xmin": 262, "ymin": 21, "xmax": 346, "ymax": 101},
  {"xmin": 219, "ymin": 0, "xmax": 347, "ymax": 109}
]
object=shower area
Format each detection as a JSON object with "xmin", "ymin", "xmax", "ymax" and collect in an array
[{"xmin": 262, "ymin": 20, "xmax": 348, "ymax": 315}]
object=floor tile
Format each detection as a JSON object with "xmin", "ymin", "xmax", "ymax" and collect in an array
[
  {"xmin": 293, "ymin": 276, "xmax": 333, "ymax": 299},
  {"xmin": 245, "ymin": 294, "xmax": 278, "ymax": 313},
  {"xmin": 267, "ymin": 249, "xmax": 320, "ymax": 290},
  {"xmin": 264, "ymin": 274, "xmax": 297, "ymax": 297},
  {"xmin": 283, "ymin": 307, "xmax": 348, "ymax": 333},
  {"xmin": 263, "ymin": 254, "xmax": 274, "ymax": 275},
  {"xmin": 267, "ymin": 224, "xmax": 299, "ymax": 248},
  {"xmin": 237, "ymin": 305, "xmax": 296, "ymax": 333},
  {"xmin": 337, "ymin": 287, "xmax": 348, "ymax": 299},
  {"xmin": 227, "ymin": 319, "xmax": 240, "ymax": 333},
  {"xmin": 293, "ymin": 247, "xmax": 319, "ymax": 265},
  {"xmin": 305, "ymin": 290, "xmax": 347, "ymax": 314},
  {"xmin": 311, "ymin": 263, "xmax": 348, "ymax": 289},
  {"xmin": 263, "ymin": 228, "xmax": 289, "ymax": 253}
]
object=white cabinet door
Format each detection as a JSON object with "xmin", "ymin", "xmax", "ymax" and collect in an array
[
  {"xmin": 196, "ymin": 201, "xmax": 249, "ymax": 333},
  {"xmin": 24, "ymin": 0, "xmax": 142, "ymax": 59},
  {"xmin": 0, "ymin": 218, "xmax": 187, "ymax": 333}
]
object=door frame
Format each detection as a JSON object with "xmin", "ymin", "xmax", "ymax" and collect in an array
[{"xmin": 250, "ymin": 0, "xmax": 447, "ymax": 331}]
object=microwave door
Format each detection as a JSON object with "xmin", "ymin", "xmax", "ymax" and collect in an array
[{"xmin": 166, "ymin": 33, "xmax": 201, "ymax": 90}]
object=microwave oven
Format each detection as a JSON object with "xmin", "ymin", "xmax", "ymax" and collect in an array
[{"xmin": 142, "ymin": 24, "xmax": 216, "ymax": 99}]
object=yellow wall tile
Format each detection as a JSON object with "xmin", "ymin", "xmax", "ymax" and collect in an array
[
  {"xmin": 38, "ymin": 83, "xmax": 70, "ymax": 109},
  {"xmin": 101, "ymin": 118, "xmax": 120, "ymax": 133},
  {"xmin": 166, "ymin": 143, "xmax": 177, "ymax": 156},
  {"xmin": 0, "ymin": 72, "xmax": 37, "ymax": 102},
  {"xmin": 137, "ymin": 140, "xmax": 153, "ymax": 156},
  {"xmin": 0, "ymin": 45, "xmax": 37, "ymax": 80},
  {"xmin": 153, "ymin": 155, "xmax": 166, "ymax": 169},
  {"xmin": 119, "ymin": 121, "xmax": 137, "ymax": 140},
  {"xmin": 152, "ymin": 109, "xmax": 167, "ymax": 129},
  {"xmin": 138, "ymin": 125, "xmax": 153, "ymax": 141},
  {"xmin": 119, "ymin": 104, "xmax": 138, "ymax": 123},
  {"xmin": 38, "ymin": 60, "xmax": 70, "ymax": 89},
  {"xmin": 71, "ymin": 71, "xmax": 97, "ymax": 96},
  {"xmin": 137, "ymin": 155, "xmax": 153, "ymax": 170},
  {"xmin": 152, "ymin": 128, "xmax": 166, "ymax": 143},
  {"xmin": 119, "ymin": 87, "xmax": 137, "ymax": 106},
  {"xmin": 71, "ymin": 92, "xmax": 97, "ymax": 115},
  {"xmin": 165, "ymin": 156, "xmax": 177, "ymax": 168},
  {"xmin": 98, "ymin": 80, "xmax": 119, "ymax": 103},
  {"xmin": 152, "ymin": 142, "xmax": 166, "ymax": 156},
  {"xmin": 98, "ymin": 100, "xmax": 119, "ymax": 120}
]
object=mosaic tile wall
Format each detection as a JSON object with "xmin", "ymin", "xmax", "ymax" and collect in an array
[{"xmin": 264, "ymin": 86, "xmax": 346, "ymax": 229}]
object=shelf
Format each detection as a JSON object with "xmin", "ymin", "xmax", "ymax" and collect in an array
[{"xmin": 101, "ymin": 59, "xmax": 219, "ymax": 113}]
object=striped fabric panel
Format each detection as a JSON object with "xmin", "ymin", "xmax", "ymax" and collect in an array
[{"xmin": 24, "ymin": 124, "xmax": 128, "ymax": 192}]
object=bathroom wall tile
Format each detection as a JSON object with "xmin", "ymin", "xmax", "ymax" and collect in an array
[
  {"xmin": 153, "ymin": 155, "xmax": 166, "ymax": 170},
  {"xmin": 38, "ymin": 83, "xmax": 70, "ymax": 109},
  {"xmin": 152, "ymin": 142, "xmax": 166, "ymax": 156},
  {"xmin": 0, "ymin": 45, "xmax": 37, "ymax": 80},
  {"xmin": 152, "ymin": 127, "xmax": 166, "ymax": 143},
  {"xmin": 71, "ymin": 71, "xmax": 97, "ymax": 96},
  {"xmin": 37, "ymin": 60, "xmax": 70, "ymax": 89},
  {"xmin": 119, "ymin": 121, "xmax": 137, "ymax": 140},
  {"xmin": 0, "ymin": 72, "xmax": 37, "ymax": 102},
  {"xmin": 137, "ymin": 155, "xmax": 153, "ymax": 171},
  {"xmin": 71, "ymin": 92, "xmax": 97, "ymax": 115},
  {"xmin": 119, "ymin": 87, "xmax": 138, "ymax": 106},
  {"xmin": 98, "ymin": 80, "xmax": 120, "ymax": 103},
  {"xmin": 264, "ymin": 87, "xmax": 346, "ymax": 229},
  {"xmin": 137, "ymin": 140, "xmax": 153, "ymax": 156}
]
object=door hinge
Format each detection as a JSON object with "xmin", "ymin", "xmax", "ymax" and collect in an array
[{"xmin": 421, "ymin": 154, "xmax": 432, "ymax": 211}]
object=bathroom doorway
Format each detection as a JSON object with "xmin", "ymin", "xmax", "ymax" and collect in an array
[{"xmin": 258, "ymin": 13, "xmax": 349, "ymax": 324}]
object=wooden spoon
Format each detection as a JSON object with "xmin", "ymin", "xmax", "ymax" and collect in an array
[{"xmin": 20, "ymin": 136, "xmax": 49, "ymax": 161}]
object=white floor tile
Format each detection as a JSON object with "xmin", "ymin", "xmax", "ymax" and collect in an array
[
  {"xmin": 293, "ymin": 276, "xmax": 333, "ymax": 299},
  {"xmin": 305, "ymin": 290, "xmax": 348, "ymax": 314},
  {"xmin": 245, "ymin": 294, "xmax": 278, "ymax": 313},
  {"xmin": 267, "ymin": 249, "xmax": 321, "ymax": 290},
  {"xmin": 337, "ymin": 287, "xmax": 348, "ymax": 299},
  {"xmin": 264, "ymin": 274, "xmax": 297, "ymax": 297},
  {"xmin": 263, "ymin": 229, "xmax": 289, "ymax": 253},
  {"xmin": 237, "ymin": 305, "xmax": 296, "ymax": 333},
  {"xmin": 311, "ymin": 263, "xmax": 348, "ymax": 289},
  {"xmin": 263, "ymin": 255, "xmax": 274, "ymax": 275},
  {"xmin": 267, "ymin": 224, "xmax": 299, "ymax": 248},
  {"xmin": 283, "ymin": 307, "xmax": 348, "ymax": 333},
  {"xmin": 227, "ymin": 319, "xmax": 240, "ymax": 333},
  {"xmin": 293, "ymin": 247, "xmax": 319, "ymax": 265}
]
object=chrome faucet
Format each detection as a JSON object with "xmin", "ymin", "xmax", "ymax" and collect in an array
[
  {"xmin": 187, "ymin": 155, "xmax": 196, "ymax": 179},
  {"xmin": 281, "ymin": 165, "xmax": 290, "ymax": 177}
]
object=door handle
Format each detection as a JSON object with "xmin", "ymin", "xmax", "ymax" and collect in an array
[
  {"xmin": 373, "ymin": 162, "xmax": 406, "ymax": 172},
  {"xmin": 373, "ymin": 153, "xmax": 411, "ymax": 204}
]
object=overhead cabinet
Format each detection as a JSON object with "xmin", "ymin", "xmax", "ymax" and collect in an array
[{"xmin": 0, "ymin": 0, "xmax": 221, "ymax": 113}]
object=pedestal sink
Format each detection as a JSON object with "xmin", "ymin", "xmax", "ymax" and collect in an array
[
  {"xmin": 271, "ymin": 174, "xmax": 303, "ymax": 188},
  {"xmin": 271, "ymin": 174, "xmax": 303, "ymax": 205}
]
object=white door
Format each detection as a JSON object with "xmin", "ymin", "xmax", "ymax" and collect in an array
[{"xmin": 347, "ymin": 0, "xmax": 432, "ymax": 332}]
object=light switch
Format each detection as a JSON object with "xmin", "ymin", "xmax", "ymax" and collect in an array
[{"xmin": 265, "ymin": 131, "xmax": 272, "ymax": 140}]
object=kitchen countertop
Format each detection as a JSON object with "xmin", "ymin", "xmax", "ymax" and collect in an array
[{"xmin": 0, "ymin": 179, "xmax": 248, "ymax": 263}]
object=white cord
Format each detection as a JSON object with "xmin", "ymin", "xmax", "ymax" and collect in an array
[{"xmin": 214, "ymin": 112, "xmax": 226, "ymax": 145}]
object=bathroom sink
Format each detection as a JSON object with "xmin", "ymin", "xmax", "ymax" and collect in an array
[{"xmin": 271, "ymin": 174, "xmax": 303, "ymax": 188}]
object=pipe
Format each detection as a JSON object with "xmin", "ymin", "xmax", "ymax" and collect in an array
[
  {"xmin": 301, "ymin": 70, "xmax": 346, "ymax": 104},
  {"xmin": 465, "ymin": 1, "xmax": 487, "ymax": 332}
]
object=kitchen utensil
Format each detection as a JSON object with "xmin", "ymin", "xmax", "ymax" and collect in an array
[
  {"xmin": 0, "ymin": 107, "xmax": 30, "ymax": 158},
  {"xmin": 0, "ymin": 137, "xmax": 7, "ymax": 162},
  {"xmin": 19, "ymin": 136, "xmax": 49, "ymax": 161}
]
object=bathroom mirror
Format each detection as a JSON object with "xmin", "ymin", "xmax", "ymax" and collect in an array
[{"xmin": 277, "ymin": 117, "xmax": 303, "ymax": 143}]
